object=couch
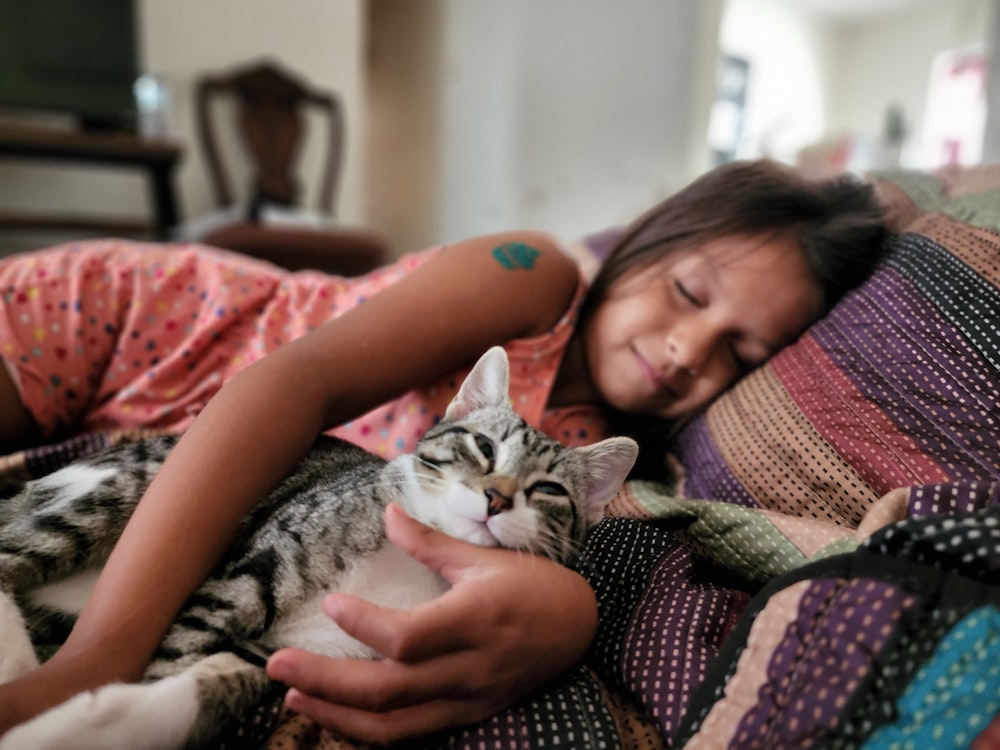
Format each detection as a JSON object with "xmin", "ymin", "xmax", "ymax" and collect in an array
[{"xmin": 1, "ymin": 164, "xmax": 997, "ymax": 748}]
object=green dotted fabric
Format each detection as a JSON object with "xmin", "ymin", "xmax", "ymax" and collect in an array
[
  {"xmin": 624, "ymin": 481, "xmax": 855, "ymax": 583},
  {"xmin": 873, "ymin": 165, "xmax": 1000, "ymax": 231}
]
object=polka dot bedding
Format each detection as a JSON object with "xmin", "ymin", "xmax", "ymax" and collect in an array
[{"xmin": 676, "ymin": 481, "xmax": 1000, "ymax": 748}]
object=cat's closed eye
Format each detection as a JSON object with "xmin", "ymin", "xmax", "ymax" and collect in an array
[
  {"xmin": 529, "ymin": 481, "xmax": 568, "ymax": 497},
  {"xmin": 473, "ymin": 434, "xmax": 495, "ymax": 469}
]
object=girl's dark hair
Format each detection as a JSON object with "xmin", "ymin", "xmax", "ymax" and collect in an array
[
  {"xmin": 582, "ymin": 158, "xmax": 889, "ymax": 322},
  {"xmin": 584, "ymin": 159, "xmax": 890, "ymax": 480}
]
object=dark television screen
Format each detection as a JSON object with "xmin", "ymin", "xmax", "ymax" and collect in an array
[{"xmin": 0, "ymin": 0, "xmax": 139, "ymax": 131}]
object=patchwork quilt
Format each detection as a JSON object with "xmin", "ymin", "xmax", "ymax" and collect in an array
[{"xmin": 0, "ymin": 164, "xmax": 997, "ymax": 748}]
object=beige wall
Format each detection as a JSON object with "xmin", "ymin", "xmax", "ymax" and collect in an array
[
  {"xmin": 142, "ymin": 0, "xmax": 367, "ymax": 222},
  {"xmin": 0, "ymin": 0, "xmax": 367, "ymax": 250},
  {"xmin": 365, "ymin": 0, "xmax": 445, "ymax": 256}
]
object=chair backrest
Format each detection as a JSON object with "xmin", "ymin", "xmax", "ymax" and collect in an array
[{"xmin": 195, "ymin": 59, "xmax": 343, "ymax": 214}]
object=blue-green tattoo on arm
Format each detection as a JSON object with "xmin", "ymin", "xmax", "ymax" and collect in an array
[{"xmin": 491, "ymin": 242, "xmax": 540, "ymax": 270}]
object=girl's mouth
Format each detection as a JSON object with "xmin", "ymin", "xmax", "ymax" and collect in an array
[{"xmin": 632, "ymin": 345, "xmax": 677, "ymax": 400}]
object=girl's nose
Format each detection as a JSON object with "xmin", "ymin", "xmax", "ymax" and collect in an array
[{"xmin": 666, "ymin": 322, "xmax": 714, "ymax": 376}]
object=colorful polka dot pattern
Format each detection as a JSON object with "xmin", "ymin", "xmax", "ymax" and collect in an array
[
  {"xmin": 0, "ymin": 239, "xmax": 605, "ymax": 456},
  {"xmin": 862, "ymin": 606, "xmax": 1000, "ymax": 750},
  {"xmin": 0, "ymin": 239, "xmax": 407, "ymax": 435},
  {"xmin": 838, "ymin": 582, "xmax": 967, "ymax": 746},
  {"xmin": 442, "ymin": 668, "xmax": 626, "ymax": 750},
  {"xmin": 864, "ymin": 482, "xmax": 1000, "ymax": 582},
  {"xmin": 733, "ymin": 578, "xmax": 913, "ymax": 747},
  {"xmin": 676, "ymin": 475, "xmax": 1000, "ymax": 748},
  {"xmin": 673, "ymin": 186, "xmax": 1000, "ymax": 529}
]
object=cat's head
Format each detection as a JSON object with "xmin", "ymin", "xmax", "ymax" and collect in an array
[{"xmin": 408, "ymin": 347, "xmax": 637, "ymax": 564}]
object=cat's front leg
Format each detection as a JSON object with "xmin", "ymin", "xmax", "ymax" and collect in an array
[
  {"xmin": 0, "ymin": 651, "xmax": 267, "ymax": 750},
  {"xmin": 0, "ymin": 673, "xmax": 200, "ymax": 750},
  {"xmin": 0, "ymin": 591, "xmax": 38, "ymax": 683}
]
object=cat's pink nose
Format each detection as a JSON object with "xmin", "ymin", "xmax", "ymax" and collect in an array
[{"xmin": 485, "ymin": 488, "xmax": 513, "ymax": 516}]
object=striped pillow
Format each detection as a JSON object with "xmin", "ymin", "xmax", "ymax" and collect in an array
[{"xmin": 670, "ymin": 166, "xmax": 1000, "ymax": 527}]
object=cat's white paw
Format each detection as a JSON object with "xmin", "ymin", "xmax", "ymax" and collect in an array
[
  {"xmin": 0, "ymin": 591, "xmax": 37, "ymax": 683},
  {"xmin": 0, "ymin": 673, "xmax": 199, "ymax": 750}
]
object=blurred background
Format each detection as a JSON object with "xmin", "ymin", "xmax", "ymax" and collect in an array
[{"xmin": 0, "ymin": 0, "xmax": 996, "ymax": 258}]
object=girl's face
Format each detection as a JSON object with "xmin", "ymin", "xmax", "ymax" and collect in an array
[{"xmin": 583, "ymin": 233, "xmax": 823, "ymax": 422}]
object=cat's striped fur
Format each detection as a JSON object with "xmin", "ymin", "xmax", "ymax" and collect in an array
[{"xmin": 0, "ymin": 347, "xmax": 637, "ymax": 750}]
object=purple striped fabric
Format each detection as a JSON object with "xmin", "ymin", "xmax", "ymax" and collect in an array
[
  {"xmin": 732, "ymin": 578, "xmax": 913, "ymax": 748},
  {"xmin": 811, "ymin": 261, "xmax": 998, "ymax": 481},
  {"xmin": 672, "ymin": 419, "xmax": 756, "ymax": 507}
]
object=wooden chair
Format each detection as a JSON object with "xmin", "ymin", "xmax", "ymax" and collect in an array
[{"xmin": 192, "ymin": 59, "xmax": 388, "ymax": 275}]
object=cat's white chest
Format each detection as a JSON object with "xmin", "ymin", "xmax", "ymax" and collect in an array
[{"xmin": 262, "ymin": 542, "xmax": 449, "ymax": 658}]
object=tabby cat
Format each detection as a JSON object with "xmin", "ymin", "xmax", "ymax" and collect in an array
[{"xmin": 0, "ymin": 347, "xmax": 637, "ymax": 750}]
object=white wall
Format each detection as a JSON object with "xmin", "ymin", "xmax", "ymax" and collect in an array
[
  {"xmin": 366, "ymin": 0, "xmax": 723, "ymax": 254},
  {"xmin": 719, "ymin": 0, "xmax": 833, "ymax": 163},
  {"xmin": 365, "ymin": 0, "xmax": 444, "ymax": 256},
  {"xmin": 513, "ymin": 0, "xmax": 719, "ymax": 240},
  {"xmin": 436, "ymin": 1, "xmax": 524, "ymax": 244},
  {"xmin": 719, "ymin": 0, "xmax": 996, "ymax": 171},
  {"xmin": 833, "ymin": 0, "xmax": 993, "ymax": 167}
]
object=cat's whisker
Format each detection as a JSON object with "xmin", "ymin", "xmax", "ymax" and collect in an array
[{"xmin": 536, "ymin": 524, "xmax": 582, "ymax": 565}]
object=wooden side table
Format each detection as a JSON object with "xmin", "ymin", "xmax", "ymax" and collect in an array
[{"xmin": 0, "ymin": 125, "xmax": 183, "ymax": 239}]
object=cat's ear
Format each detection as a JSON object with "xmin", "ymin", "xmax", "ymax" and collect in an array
[
  {"xmin": 575, "ymin": 437, "xmax": 638, "ymax": 522},
  {"xmin": 444, "ymin": 346, "xmax": 511, "ymax": 420}
]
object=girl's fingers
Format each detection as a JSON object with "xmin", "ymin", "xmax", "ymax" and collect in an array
[
  {"xmin": 321, "ymin": 578, "xmax": 512, "ymax": 662},
  {"xmin": 972, "ymin": 712, "xmax": 1000, "ymax": 750},
  {"xmin": 271, "ymin": 644, "xmax": 518, "ymax": 746},
  {"xmin": 267, "ymin": 646, "xmax": 489, "ymax": 712},
  {"xmin": 320, "ymin": 504, "xmax": 532, "ymax": 663}
]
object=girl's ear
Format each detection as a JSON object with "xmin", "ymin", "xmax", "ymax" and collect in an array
[
  {"xmin": 575, "ymin": 437, "xmax": 639, "ymax": 522},
  {"xmin": 444, "ymin": 346, "xmax": 511, "ymax": 420}
]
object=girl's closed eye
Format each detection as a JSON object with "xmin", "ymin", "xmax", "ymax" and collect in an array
[{"xmin": 674, "ymin": 279, "xmax": 703, "ymax": 307}]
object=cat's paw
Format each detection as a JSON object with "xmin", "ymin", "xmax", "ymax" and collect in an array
[
  {"xmin": 0, "ymin": 674, "xmax": 199, "ymax": 750},
  {"xmin": 0, "ymin": 591, "xmax": 37, "ymax": 683}
]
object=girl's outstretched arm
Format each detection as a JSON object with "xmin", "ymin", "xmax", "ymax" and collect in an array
[{"xmin": 0, "ymin": 231, "xmax": 581, "ymax": 734}]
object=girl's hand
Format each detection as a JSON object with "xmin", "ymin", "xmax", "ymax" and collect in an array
[{"xmin": 266, "ymin": 503, "xmax": 598, "ymax": 745}]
